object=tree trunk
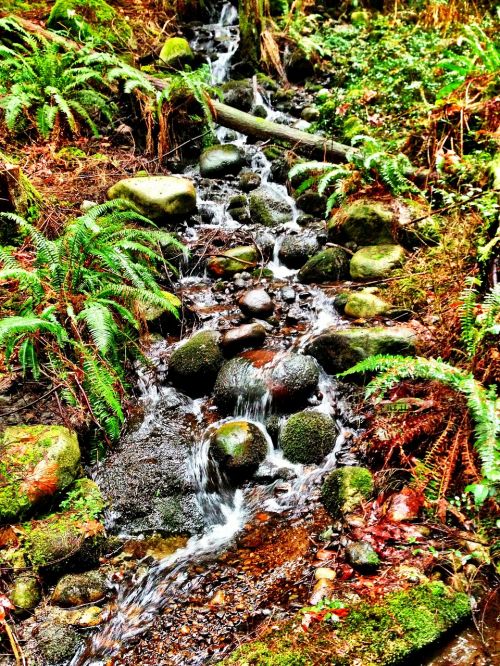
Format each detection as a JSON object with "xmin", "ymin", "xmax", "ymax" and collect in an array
[{"xmin": 238, "ymin": 0, "xmax": 266, "ymax": 69}]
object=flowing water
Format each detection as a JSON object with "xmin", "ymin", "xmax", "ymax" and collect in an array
[{"xmin": 67, "ymin": 4, "xmax": 493, "ymax": 664}]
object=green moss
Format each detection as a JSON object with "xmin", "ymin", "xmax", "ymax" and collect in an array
[
  {"xmin": 321, "ymin": 466, "xmax": 374, "ymax": 518},
  {"xmin": 207, "ymin": 246, "xmax": 259, "ymax": 277},
  {"xmin": 223, "ymin": 642, "xmax": 308, "ymax": 665},
  {"xmin": 47, "ymin": 0, "xmax": 134, "ymax": 48},
  {"xmin": 280, "ymin": 410, "xmax": 336, "ymax": 465},
  {"xmin": 59, "ymin": 478, "xmax": 105, "ymax": 521},
  {"xmin": 159, "ymin": 37, "xmax": 194, "ymax": 69},
  {"xmin": 169, "ymin": 330, "xmax": 224, "ymax": 394},
  {"xmin": 297, "ymin": 248, "xmax": 350, "ymax": 284},
  {"xmin": 210, "ymin": 420, "xmax": 268, "ymax": 479}
]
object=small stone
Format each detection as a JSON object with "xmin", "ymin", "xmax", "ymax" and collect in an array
[
  {"xmin": 280, "ymin": 286, "xmax": 296, "ymax": 303},
  {"xmin": 239, "ymin": 171, "xmax": 261, "ymax": 192},
  {"xmin": 59, "ymin": 605, "xmax": 104, "ymax": 627},
  {"xmin": 314, "ymin": 567, "xmax": 336, "ymax": 581},
  {"xmin": 10, "ymin": 575, "xmax": 41, "ymax": 611},
  {"xmin": 52, "ymin": 571, "xmax": 108, "ymax": 608},
  {"xmin": 346, "ymin": 541, "xmax": 380, "ymax": 572},
  {"xmin": 385, "ymin": 487, "xmax": 423, "ymax": 522},
  {"xmin": 309, "ymin": 578, "xmax": 334, "ymax": 605},
  {"xmin": 221, "ymin": 323, "xmax": 267, "ymax": 355},
  {"xmin": 238, "ymin": 289, "xmax": 274, "ymax": 318}
]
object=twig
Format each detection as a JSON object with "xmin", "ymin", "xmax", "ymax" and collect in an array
[
  {"xmin": 407, "ymin": 190, "xmax": 493, "ymax": 226},
  {"xmin": 2, "ymin": 620, "xmax": 26, "ymax": 666}
]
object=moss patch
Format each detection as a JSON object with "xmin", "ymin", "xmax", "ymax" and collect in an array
[
  {"xmin": 321, "ymin": 466, "xmax": 374, "ymax": 518},
  {"xmin": 280, "ymin": 410, "xmax": 336, "ymax": 465}
]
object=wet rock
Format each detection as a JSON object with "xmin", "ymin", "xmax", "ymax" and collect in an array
[
  {"xmin": 10, "ymin": 575, "xmax": 41, "ymax": 611},
  {"xmin": 238, "ymin": 289, "xmax": 275, "ymax": 318},
  {"xmin": 214, "ymin": 351, "xmax": 319, "ymax": 412},
  {"xmin": 280, "ymin": 286, "xmax": 296, "ymax": 302},
  {"xmin": 280, "ymin": 410, "xmax": 337, "ymax": 465},
  {"xmin": 169, "ymin": 330, "xmax": 224, "ymax": 396},
  {"xmin": 306, "ymin": 325, "xmax": 416, "ymax": 374},
  {"xmin": 52, "ymin": 571, "xmax": 108, "ymax": 607},
  {"xmin": 385, "ymin": 487, "xmax": 423, "ymax": 522},
  {"xmin": 315, "ymin": 567, "xmax": 336, "ymax": 580},
  {"xmin": 278, "ymin": 233, "xmax": 320, "ymax": 268},
  {"xmin": 107, "ymin": 176, "xmax": 196, "ymax": 222},
  {"xmin": 36, "ymin": 622, "xmax": 82, "ymax": 665},
  {"xmin": 350, "ymin": 244, "xmax": 406, "ymax": 280},
  {"xmin": 301, "ymin": 106, "xmax": 320, "ymax": 122},
  {"xmin": 239, "ymin": 171, "xmax": 261, "ymax": 192},
  {"xmin": 221, "ymin": 79, "xmax": 253, "ymax": 111},
  {"xmin": 199, "ymin": 144, "xmax": 245, "ymax": 178},
  {"xmin": 321, "ymin": 467, "xmax": 374, "ymax": 519},
  {"xmin": 207, "ymin": 245, "xmax": 259, "ymax": 277},
  {"xmin": 309, "ymin": 577, "xmax": 335, "ymax": 605},
  {"xmin": 210, "ymin": 420, "xmax": 268, "ymax": 481},
  {"xmin": 328, "ymin": 199, "xmax": 394, "ymax": 245},
  {"xmin": 249, "ymin": 185, "xmax": 294, "ymax": 227},
  {"xmin": 285, "ymin": 47, "xmax": 314, "ymax": 83},
  {"xmin": 228, "ymin": 207, "xmax": 251, "ymax": 224},
  {"xmin": 159, "ymin": 37, "xmax": 194, "ymax": 69},
  {"xmin": 0, "ymin": 425, "xmax": 80, "ymax": 523},
  {"xmin": 344, "ymin": 290, "xmax": 391, "ymax": 318},
  {"xmin": 56, "ymin": 605, "xmax": 104, "ymax": 627},
  {"xmin": 298, "ymin": 247, "xmax": 350, "ymax": 283},
  {"xmin": 221, "ymin": 323, "xmax": 267, "ymax": 355},
  {"xmin": 295, "ymin": 190, "xmax": 326, "ymax": 216},
  {"xmin": 346, "ymin": 541, "xmax": 380, "ymax": 572},
  {"xmin": 252, "ymin": 104, "xmax": 268, "ymax": 118}
]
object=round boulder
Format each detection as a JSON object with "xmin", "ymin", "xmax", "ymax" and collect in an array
[
  {"xmin": 328, "ymin": 199, "xmax": 394, "ymax": 245},
  {"xmin": 200, "ymin": 144, "xmax": 245, "ymax": 178},
  {"xmin": 238, "ymin": 289, "xmax": 275, "ymax": 318},
  {"xmin": 169, "ymin": 330, "xmax": 224, "ymax": 396},
  {"xmin": 159, "ymin": 37, "xmax": 194, "ymax": 69},
  {"xmin": 51, "ymin": 571, "xmax": 107, "ymax": 607},
  {"xmin": 221, "ymin": 323, "xmax": 267, "ymax": 355},
  {"xmin": 298, "ymin": 247, "xmax": 350, "ymax": 283},
  {"xmin": 350, "ymin": 244, "xmax": 406, "ymax": 280},
  {"xmin": 10, "ymin": 575, "xmax": 41, "ymax": 612},
  {"xmin": 210, "ymin": 420, "xmax": 268, "ymax": 481},
  {"xmin": 278, "ymin": 233, "xmax": 320, "ymax": 268},
  {"xmin": 280, "ymin": 410, "xmax": 337, "ymax": 464},
  {"xmin": 344, "ymin": 290, "xmax": 391, "ymax": 318},
  {"xmin": 268, "ymin": 353, "xmax": 320, "ymax": 407},
  {"xmin": 249, "ymin": 185, "xmax": 294, "ymax": 227},
  {"xmin": 239, "ymin": 171, "xmax": 261, "ymax": 192}
]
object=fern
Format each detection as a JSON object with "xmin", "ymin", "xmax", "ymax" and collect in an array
[
  {"xmin": 459, "ymin": 278, "xmax": 500, "ymax": 359},
  {"xmin": 339, "ymin": 355, "xmax": 500, "ymax": 486}
]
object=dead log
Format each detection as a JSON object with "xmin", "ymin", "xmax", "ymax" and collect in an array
[{"xmin": 10, "ymin": 17, "xmax": 353, "ymax": 162}]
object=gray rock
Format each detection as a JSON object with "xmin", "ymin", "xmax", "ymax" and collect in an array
[
  {"xmin": 280, "ymin": 286, "xmax": 296, "ymax": 302},
  {"xmin": 278, "ymin": 233, "xmax": 320, "ymax": 268},
  {"xmin": 295, "ymin": 190, "xmax": 326, "ymax": 216},
  {"xmin": 221, "ymin": 323, "xmax": 267, "ymax": 355},
  {"xmin": 200, "ymin": 144, "xmax": 245, "ymax": 178},
  {"xmin": 107, "ymin": 176, "xmax": 196, "ymax": 222},
  {"xmin": 238, "ymin": 289, "xmax": 275, "ymax": 318},
  {"xmin": 301, "ymin": 106, "xmax": 320, "ymax": 122},
  {"xmin": 221, "ymin": 79, "xmax": 253, "ymax": 111},
  {"xmin": 51, "ymin": 571, "xmax": 107, "ymax": 608},
  {"xmin": 306, "ymin": 325, "xmax": 416, "ymax": 374},
  {"xmin": 169, "ymin": 330, "xmax": 224, "ymax": 395},
  {"xmin": 249, "ymin": 185, "xmax": 294, "ymax": 227}
]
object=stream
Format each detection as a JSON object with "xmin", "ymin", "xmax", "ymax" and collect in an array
[{"xmin": 61, "ymin": 4, "xmax": 496, "ymax": 665}]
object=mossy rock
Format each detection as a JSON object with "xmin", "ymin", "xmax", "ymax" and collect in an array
[
  {"xmin": 0, "ymin": 425, "xmax": 81, "ymax": 523},
  {"xmin": 321, "ymin": 466, "xmax": 374, "ymax": 518},
  {"xmin": 169, "ymin": 330, "xmax": 224, "ymax": 396},
  {"xmin": 328, "ymin": 199, "xmax": 395, "ymax": 245},
  {"xmin": 51, "ymin": 570, "xmax": 107, "ymax": 607},
  {"xmin": 207, "ymin": 246, "xmax": 259, "ymax": 277},
  {"xmin": 210, "ymin": 420, "xmax": 268, "ymax": 481},
  {"xmin": 280, "ymin": 410, "xmax": 337, "ymax": 465},
  {"xmin": 346, "ymin": 540, "xmax": 380, "ymax": 572},
  {"xmin": 305, "ymin": 325, "xmax": 416, "ymax": 374},
  {"xmin": 350, "ymin": 244, "xmax": 406, "ymax": 280},
  {"xmin": 200, "ymin": 144, "xmax": 245, "ymax": 178},
  {"xmin": 107, "ymin": 176, "xmax": 197, "ymax": 223},
  {"xmin": 47, "ymin": 0, "xmax": 134, "ymax": 48},
  {"xmin": 298, "ymin": 247, "xmax": 350, "ymax": 283},
  {"xmin": 344, "ymin": 290, "xmax": 391, "ymax": 318},
  {"xmin": 248, "ymin": 186, "xmax": 294, "ymax": 227},
  {"xmin": 159, "ymin": 37, "xmax": 194, "ymax": 69},
  {"xmin": 10, "ymin": 574, "xmax": 41, "ymax": 612},
  {"xmin": 36, "ymin": 622, "xmax": 82, "ymax": 665},
  {"xmin": 221, "ymin": 582, "xmax": 470, "ymax": 665}
]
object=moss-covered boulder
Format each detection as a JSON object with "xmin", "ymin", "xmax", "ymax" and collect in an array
[
  {"xmin": 159, "ymin": 37, "xmax": 194, "ymax": 69},
  {"xmin": 36, "ymin": 622, "xmax": 82, "ymax": 665},
  {"xmin": 249, "ymin": 185, "xmax": 294, "ymax": 227},
  {"xmin": 169, "ymin": 330, "xmax": 224, "ymax": 396},
  {"xmin": 10, "ymin": 575, "xmax": 41, "ymax": 612},
  {"xmin": 52, "ymin": 570, "xmax": 108, "ymax": 607},
  {"xmin": 350, "ymin": 244, "xmax": 406, "ymax": 280},
  {"xmin": 107, "ymin": 176, "xmax": 196, "ymax": 223},
  {"xmin": 280, "ymin": 410, "xmax": 337, "ymax": 465},
  {"xmin": 328, "ymin": 199, "xmax": 395, "ymax": 245},
  {"xmin": 47, "ymin": 0, "xmax": 133, "ymax": 48},
  {"xmin": 344, "ymin": 290, "xmax": 391, "ymax": 318},
  {"xmin": 278, "ymin": 233, "xmax": 320, "ymax": 269},
  {"xmin": 0, "ymin": 425, "xmax": 80, "ymax": 523},
  {"xmin": 210, "ymin": 420, "xmax": 268, "ymax": 481},
  {"xmin": 207, "ymin": 245, "xmax": 259, "ymax": 277},
  {"xmin": 221, "ymin": 582, "xmax": 470, "ymax": 665},
  {"xmin": 321, "ymin": 466, "xmax": 374, "ymax": 518},
  {"xmin": 221, "ymin": 79, "xmax": 254, "ymax": 112},
  {"xmin": 298, "ymin": 247, "xmax": 350, "ymax": 283},
  {"xmin": 200, "ymin": 144, "xmax": 245, "ymax": 178},
  {"xmin": 305, "ymin": 325, "xmax": 416, "ymax": 374}
]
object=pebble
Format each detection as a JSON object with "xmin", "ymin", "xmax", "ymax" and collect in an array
[
  {"xmin": 238, "ymin": 289, "xmax": 275, "ymax": 318},
  {"xmin": 314, "ymin": 567, "xmax": 336, "ymax": 581}
]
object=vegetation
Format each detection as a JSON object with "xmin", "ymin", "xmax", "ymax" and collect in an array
[{"xmin": 0, "ymin": 201, "xmax": 182, "ymax": 440}]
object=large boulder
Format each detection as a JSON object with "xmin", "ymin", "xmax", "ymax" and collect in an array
[
  {"xmin": 47, "ymin": 0, "xmax": 133, "ymax": 47},
  {"xmin": 278, "ymin": 233, "xmax": 320, "ymax": 268},
  {"xmin": 249, "ymin": 186, "xmax": 294, "ymax": 227},
  {"xmin": 321, "ymin": 466, "xmax": 374, "ymax": 518},
  {"xmin": 305, "ymin": 326, "xmax": 416, "ymax": 374},
  {"xmin": 200, "ymin": 144, "xmax": 245, "ymax": 178},
  {"xmin": 298, "ymin": 247, "xmax": 350, "ymax": 283},
  {"xmin": 107, "ymin": 176, "xmax": 196, "ymax": 223},
  {"xmin": 344, "ymin": 290, "xmax": 391, "ymax": 318},
  {"xmin": 169, "ymin": 330, "xmax": 224, "ymax": 396},
  {"xmin": 328, "ymin": 199, "xmax": 395, "ymax": 245},
  {"xmin": 280, "ymin": 410, "xmax": 337, "ymax": 464},
  {"xmin": 210, "ymin": 420, "xmax": 268, "ymax": 481},
  {"xmin": 350, "ymin": 244, "xmax": 406, "ymax": 280},
  {"xmin": 207, "ymin": 246, "xmax": 259, "ymax": 277},
  {"xmin": 51, "ymin": 571, "xmax": 108, "ymax": 607},
  {"xmin": 159, "ymin": 37, "xmax": 194, "ymax": 69},
  {"xmin": 0, "ymin": 426, "xmax": 80, "ymax": 523},
  {"xmin": 221, "ymin": 79, "xmax": 254, "ymax": 111},
  {"xmin": 214, "ymin": 351, "xmax": 320, "ymax": 412}
]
